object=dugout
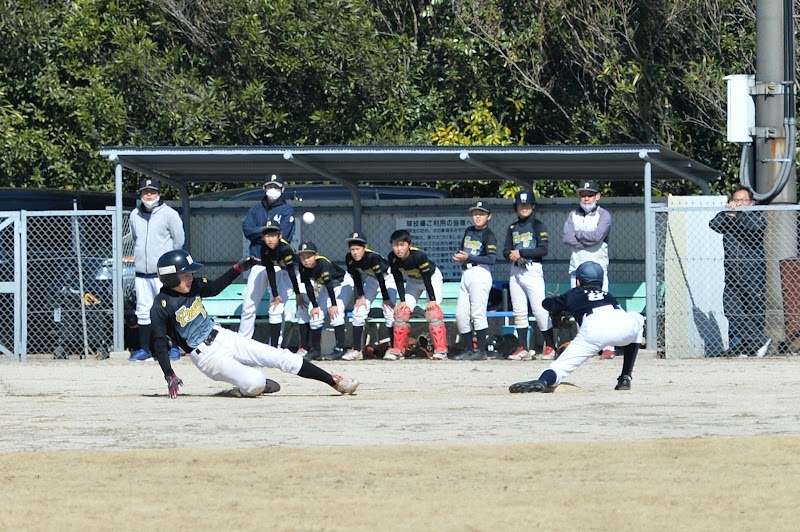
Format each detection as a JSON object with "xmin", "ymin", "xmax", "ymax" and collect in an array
[{"xmin": 97, "ymin": 145, "xmax": 721, "ymax": 352}]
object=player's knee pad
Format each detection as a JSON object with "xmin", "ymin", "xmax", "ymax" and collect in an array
[
  {"xmin": 309, "ymin": 313, "xmax": 325, "ymax": 330},
  {"xmin": 268, "ymin": 306, "xmax": 284, "ymax": 325},
  {"xmin": 425, "ymin": 304, "xmax": 444, "ymax": 324},
  {"xmin": 393, "ymin": 322, "xmax": 411, "ymax": 351},
  {"xmin": 394, "ymin": 304, "xmax": 412, "ymax": 324},
  {"xmin": 351, "ymin": 305, "xmax": 369, "ymax": 327}
]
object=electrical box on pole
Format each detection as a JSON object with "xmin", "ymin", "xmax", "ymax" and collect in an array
[{"xmin": 724, "ymin": 74, "xmax": 756, "ymax": 143}]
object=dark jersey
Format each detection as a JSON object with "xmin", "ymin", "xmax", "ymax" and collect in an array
[
  {"xmin": 260, "ymin": 239, "xmax": 302, "ymax": 294},
  {"xmin": 459, "ymin": 225, "xmax": 497, "ymax": 268},
  {"xmin": 502, "ymin": 216, "xmax": 549, "ymax": 263},
  {"xmin": 542, "ymin": 286, "xmax": 621, "ymax": 326},
  {"xmin": 388, "ymin": 247, "xmax": 437, "ymax": 301},
  {"xmin": 299, "ymin": 256, "xmax": 346, "ymax": 307},
  {"xmin": 346, "ymin": 249, "xmax": 391, "ymax": 300},
  {"xmin": 150, "ymin": 267, "xmax": 239, "ymax": 378},
  {"xmin": 242, "ymin": 197, "xmax": 295, "ymax": 257}
]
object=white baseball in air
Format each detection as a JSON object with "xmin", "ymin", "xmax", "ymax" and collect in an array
[{"xmin": 302, "ymin": 212, "xmax": 316, "ymax": 224}]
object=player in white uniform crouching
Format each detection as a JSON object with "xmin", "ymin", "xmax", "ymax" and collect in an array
[
  {"xmin": 509, "ymin": 261, "xmax": 643, "ymax": 393},
  {"xmin": 149, "ymin": 249, "xmax": 358, "ymax": 398}
]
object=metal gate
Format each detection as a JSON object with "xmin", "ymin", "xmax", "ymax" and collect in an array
[{"xmin": 0, "ymin": 212, "xmax": 21, "ymax": 360}]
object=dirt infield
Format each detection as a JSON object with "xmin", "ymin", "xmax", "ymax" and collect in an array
[{"xmin": 2, "ymin": 355, "xmax": 800, "ymax": 530}]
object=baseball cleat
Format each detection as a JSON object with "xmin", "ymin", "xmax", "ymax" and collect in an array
[
  {"xmin": 615, "ymin": 375, "xmax": 632, "ymax": 391},
  {"xmin": 383, "ymin": 348, "xmax": 405, "ymax": 361},
  {"xmin": 541, "ymin": 346, "xmax": 556, "ymax": 360},
  {"xmin": 507, "ymin": 347, "xmax": 533, "ymax": 361},
  {"xmin": 341, "ymin": 349, "xmax": 363, "ymax": 361},
  {"xmin": 332, "ymin": 375, "xmax": 359, "ymax": 395},
  {"xmin": 303, "ymin": 349, "xmax": 321, "ymax": 361},
  {"xmin": 263, "ymin": 379, "xmax": 281, "ymax": 394},
  {"xmin": 169, "ymin": 347, "xmax": 181, "ymax": 361},
  {"xmin": 509, "ymin": 379, "xmax": 549, "ymax": 393},
  {"xmin": 431, "ymin": 351, "xmax": 448, "ymax": 360},
  {"xmin": 321, "ymin": 347, "xmax": 345, "ymax": 361}
]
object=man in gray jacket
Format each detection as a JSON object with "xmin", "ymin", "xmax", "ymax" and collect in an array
[{"xmin": 129, "ymin": 178, "xmax": 185, "ymax": 361}]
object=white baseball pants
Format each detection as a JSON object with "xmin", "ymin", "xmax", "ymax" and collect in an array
[
  {"xmin": 509, "ymin": 262, "xmax": 552, "ymax": 331},
  {"xmin": 403, "ymin": 268, "xmax": 444, "ymax": 307},
  {"xmin": 134, "ymin": 276, "xmax": 162, "ymax": 326},
  {"xmin": 296, "ymin": 274, "xmax": 354, "ymax": 329},
  {"xmin": 455, "ymin": 265, "xmax": 492, "ymax": 334},
  {"xmin": 351, "ymin": 274, "xmax": 397, "ymax": 327}
]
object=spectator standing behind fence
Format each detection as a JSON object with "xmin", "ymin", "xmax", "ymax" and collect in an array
[
  {"xmin": 452, "ymin": 201, "xmax": 498, "ymax": 361},
  {"xmin": 562, "ymin": 180, "xmax": 615, "ymax": 360},
  {"xmin": 240, "ymin": 174, "xmax": 295, "ymax": 340},
  {"xmin": 502, "ymin": 189, "xmax": 557, "ymax": 361},
  {"xmin": 128, "ymin": 178, "xmax": 185, "ymax": 362},
  {"xmin": 708, "ymin": 186, "xmax": 770, "ymax": 358}
]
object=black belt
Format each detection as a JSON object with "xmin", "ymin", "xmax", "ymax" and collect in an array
[
  {"xmin": 461, "ymin": 263, "xmax": 473, "ymax": 271},
  {"xmin": 195, "ymin": 329, "xmax": 218, "ymax": 353}
]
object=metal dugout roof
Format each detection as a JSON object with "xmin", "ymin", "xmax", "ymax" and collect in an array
[{"xmin": 99, "ymin": 144, "xmax": 720, "ymax": 192}]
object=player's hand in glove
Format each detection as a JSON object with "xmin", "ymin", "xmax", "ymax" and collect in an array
[
  {"xmin": 514, "ymin": 256, "xmax": 529, "ymax": 268},
  {"xmin": 166, "ymin": 373, "xmax": 183, "ymax": 399},
  {"xmin": 551, "ymin": 310, "xmax": 572, "ymax": 329},
  {"xmin": 234, "ymin": 256, "xmax": 259, "ymax": 273}
]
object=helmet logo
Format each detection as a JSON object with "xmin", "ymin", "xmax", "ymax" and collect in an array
[
  {"xmin": 186, "ymin": 255, "xmax": 194, "ymax": 264},
  {"xmin": 520, "ymin": 193, "xmax": 528, "ymax": 201},
  {"xmin": 158, "ymin": 265, "xmax": 177, "ymax": 275}
]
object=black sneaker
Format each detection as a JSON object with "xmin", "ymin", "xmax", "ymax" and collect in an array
[
  {"xmin": 262, "ymin": 379, "xmax": 281, "ymax": 394},
  {"xmin": 615, "ymin": 375, "xmax": 632, "ymax": 391},
  {"xmin": 464, "ymin": 349, "xmax": 488, "ymax": 361},
  {"xmin": 453, "ymin": 348, "xmax": 474, "ymax": 361},
  {"xmin": 304, "ymin": 348, "xmax": 322, "ymax": 361},
  {"xmin": 509, "ymin": 379, "xmax": 548, "ymax": 393},
  {"xmin": 321, "ymin": 347, "xmax": 345, "ymax": 361}
]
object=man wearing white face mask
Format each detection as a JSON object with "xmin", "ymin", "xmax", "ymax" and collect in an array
[
  {"xmin": 129, "ymin": 178, "xmax": 185, "ymax": 361},
  {"xmin": 562, "ymin": 180, "xmax": 615, "ymax": 359},
  {"xmin": 240, "ymin": 174, "xmax": 296, "ymax": 340}
]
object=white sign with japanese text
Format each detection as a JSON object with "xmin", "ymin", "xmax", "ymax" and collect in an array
[{"xmin": 396, "ymin": 217, "xmax": 470, "ymax": 281}]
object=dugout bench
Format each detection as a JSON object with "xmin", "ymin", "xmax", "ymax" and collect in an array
[{"xmin": 202, "ymin": 280, "xmax": 648, "ymax": 350}]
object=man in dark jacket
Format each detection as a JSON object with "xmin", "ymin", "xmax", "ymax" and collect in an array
[
  {"xmin": 239, "ymin": 174, "xmax": 296, "ymax": 339},
  {"xmin": 708, "ymin": 186, "xmax": 770, "ymax": 357}
]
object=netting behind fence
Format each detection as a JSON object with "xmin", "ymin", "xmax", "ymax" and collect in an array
[{"xmin": 654, "ymin": 201, "xmax": 800, "ymax": 358}]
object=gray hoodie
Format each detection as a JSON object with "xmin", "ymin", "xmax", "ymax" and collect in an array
[{"xmin": 129, "ymin": 201, "xmax": 185, "ymax": 275}]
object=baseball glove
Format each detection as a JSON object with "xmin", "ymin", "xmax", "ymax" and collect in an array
[
  {"xmin": 551, "ymin": 310, "xmax": 572, "ymax": 329},
  {"xmin": 514, "ymin": 256, "xmax": 528, "ymax": 268},
  {"xmin": 556, "ymin": 341, "xmax": 571, "ymax": 357}
]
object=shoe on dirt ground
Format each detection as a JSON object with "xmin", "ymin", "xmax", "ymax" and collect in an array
[
  {"xmin": 321, "ymin": 347, "xmax": 345, "ymax": 361},
  {"xmin": 263, "ymin": 379, "xmax": 281, "ymax": 394},
  {"xmin": 507, "ymin": 347, "xmax": 533, "ymax": 361},
  {"xmin": 304, "ymin": 348, "xmax": 322, "ymax": 361},
  {"xmin": 296, "ymin": 348, "xmax": 308, "ymax": 358},
  {"xmin": 383, "ymin": 348, "xmax": 405, "ymax": 361},
  {"xmin": 169, "ymin": 347, "xmax": 181, "ymax": 361},
  {"xmin": 332, "ymin": 374, "xmax": 359, "ymax": 394},
  {"xmin": 600, "ymin": 349, "xmax": 616, "ymax": 360},
  {"xmin": 615, "ymin": 375, "xmax": 632, "ymax": 391},
  {"xmin": 453, "ymin": 348, "xmax": 474, "ymax": 361},
  {"xmin": 541, "ymin": 345, "xmax": 556, "ymax": 360},
  {"xmin": 128, "ymin": 349, "xmax": 151, "ymax": 362},
  {"xmin": 431, "ymin": 351, "xmax": 448, "ymax": 360},
  {"xmin": 341, "ymin": 349, "xmax": 363, "ymax": 361},
  {"xmin": 509, "ymin": 379, "xmax": 549, "ymax": 393}
]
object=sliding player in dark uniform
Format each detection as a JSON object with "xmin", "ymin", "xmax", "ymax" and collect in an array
[{"xmin": 150, "ymin": 249, "xmax": 358, "ymax": 398}]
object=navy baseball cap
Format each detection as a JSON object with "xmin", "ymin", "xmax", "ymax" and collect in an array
[
  {"xmin": 469, "ymin": 201, "xmax": 491, "ymax": 214},
  {"xmin": 260, "ymin": 220, "xmax": 282, "ymax": 234},
  {"xmin": 264, "ymin": 174, "xmax": 284, "ymax": 187},
  {"xmin": 346, "ymin": 232, "xmax": 368, "ymax": 245},
  {"xmin": 138, "ymin": 178, "xmax": 161, "ymax": 192},
  {"xmin": 298, "ymin": 241, "xmax": 318, "ymax": 254},
  {"xmin": 577, "ymin": 181, "xmax": 600, "ymax": 194}
]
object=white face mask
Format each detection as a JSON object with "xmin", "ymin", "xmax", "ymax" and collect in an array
[
  {"xmin": 265, "ymin": 188, "xmax": 282, "ymax": 201},
  {"xmin": 580, "ymin": 202, "xmax": 596, "ymax": 213},
  {"xmin": 142, "ymin": 196, "xmax": 160, "ymax": 209}
]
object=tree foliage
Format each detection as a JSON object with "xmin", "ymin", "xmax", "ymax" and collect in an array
[{"xmin": 0, "ymin": 0, "xmax": 784, "ymax": 197}]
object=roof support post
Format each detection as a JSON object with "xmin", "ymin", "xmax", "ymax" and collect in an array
[
  {"xmin": 110, "ymin": 155, "xmax": 124, "ymax": 352},
  {"xmin": 641, "ymin": 155, "xmax": 657, "ymax": 352}
]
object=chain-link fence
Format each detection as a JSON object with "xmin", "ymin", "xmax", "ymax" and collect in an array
[
  {"xmin": 186, "ymin": 196, "xmax": 647, "ymax": 286},
  {"xmin": 24, "ymin": 210, "xmax": 132, "ymax": 359},
  {"xmin": 654, "ymin": 201, "xmax": 800, "ymax": 358}
]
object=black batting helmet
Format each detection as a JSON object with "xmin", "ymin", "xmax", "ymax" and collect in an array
[
  {"xmin": 157, "ymin": 249, "xmax": 204, "ymax": 288},
  {"xmin": 575, "ymin": 261, "xmax": 604, "ymax": 287},
  {"xmin": 514, "ymin": 188, "xmax": 536, "ymax": 206}
]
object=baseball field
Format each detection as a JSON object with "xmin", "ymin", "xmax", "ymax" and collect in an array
[{"xmin": 2, "ymin": 354, "xmax": 799, "ymax": 530}]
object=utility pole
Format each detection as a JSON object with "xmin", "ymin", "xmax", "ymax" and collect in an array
[{"xmin": 755, "ymin": 0, "xmax": 796, "ymax": 343}]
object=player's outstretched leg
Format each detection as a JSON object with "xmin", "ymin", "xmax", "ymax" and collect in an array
[
  {"xmin": 509, "ymin": 369, "xmax": 557, "ymax": 393},
  {"xmin": 297, "ymin": 358, "xmax": 359, "ymax": 395},
  {"xmin": 615, "ymin": 342, "xmax": 639, "ymax": 390}
]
